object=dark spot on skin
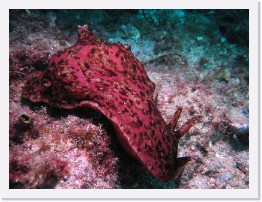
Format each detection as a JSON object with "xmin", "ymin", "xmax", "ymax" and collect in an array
[
  {"xmin": 118, "ymin": 94, "xmax": 127, "ymax": 100},
  {"xmin": 122, "ymin": 70, "xmax": 128, "ymax": 76},
  {"xmin": 122, "ymin": 108, "xmax": 128, "ymax": 113},
  {"xmin": 107, "ymin": 59, "xmax": 114, "ymax": 66},
  {"xmin": 58, "ymin": 59, "xmax": 64, "ymax": 65},
  {"xmin": 90, "ymin": 48, "xmax": 96, "ymax": 54},
  {"xmin": 166, "ymin": 132, "xmax": 172, "ymax": 143},
  {"xmin": 98, "ymin": 53, "xmax": 103, "ymax": 58},
  {"xmin": 115, "ymin": 52, "xmax": 119, "ymax": 57},
  {"xmin": 146, "ymin": 144, "xmax": 153, "ymax": 155},
  {"xmin": 147, "ymin": 101, "xmax": 153, "ymax": 114},
  {"xmin": 138, "ymin": 134, "xmax": 143, "ymax": 145},
  {"xmin": 141, "ymin": 76, "xmax": 147, "ymax": 85},
  {"xmin": 98, "ymin": 68, "xmax": 118, "ymax": 77},
  {"xmin": 107, "ymin": 69, "xmax": 118, "ymax": 77},
  {"xmin": 156, "ymin": 140, "xmax": 163, "ymax": 156},
  {"xmin": 118, "ymin": 99, "xmax": 124, "ymax": 105},
  {"xmin": 84, "ymin": 61, "xmax": 90, "ymax": 70},
  {"xmin": 104, "ymin": 49, "xmax": 109, "ymax": 55},
  {"xmin": 107, "ymin": 101, "xmax": 116, "ymax": 108},
  {"xmin": 139, "ymin": 91, "xmax": 145, "ymax": 97},
  {"xmin": 132, "ymin": 64, "xmax": 137, "ymax": 72},
  {"xmin": 67, "ymin": 49, "xmax": 74, "ymax": 54}
]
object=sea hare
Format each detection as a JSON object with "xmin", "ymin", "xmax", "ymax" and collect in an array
[{"xmin": 22, "ymin": 25, "xmax": 199, "ymax": 182}]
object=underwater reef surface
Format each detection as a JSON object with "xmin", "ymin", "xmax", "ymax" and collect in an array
[{"xmin": 9, "ymin": 9, "xmax": 249, "ymax": 189}]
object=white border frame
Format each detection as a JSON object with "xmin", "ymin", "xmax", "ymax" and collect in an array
[{"xmin": 1, "ymin": 0, "xmax": 259, "ymax": 199}]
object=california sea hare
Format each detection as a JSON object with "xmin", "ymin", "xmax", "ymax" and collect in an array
[{"xmin": 22, "ymin": 25, "xmax": 199, "ymax": 182}]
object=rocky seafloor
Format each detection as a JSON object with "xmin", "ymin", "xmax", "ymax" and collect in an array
[{"xmin": 9, "ymin": 9, "xmax": 249, "ymax": 189}]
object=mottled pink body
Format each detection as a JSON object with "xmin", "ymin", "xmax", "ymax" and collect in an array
[{"xmin": 22, "ymin": 25, "xmax": 199, "ymax": 181}]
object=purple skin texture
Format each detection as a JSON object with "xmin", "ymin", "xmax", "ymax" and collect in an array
[{"xmin": 22, "ymin": 25, "xmax": 199, "ymax": 182}]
